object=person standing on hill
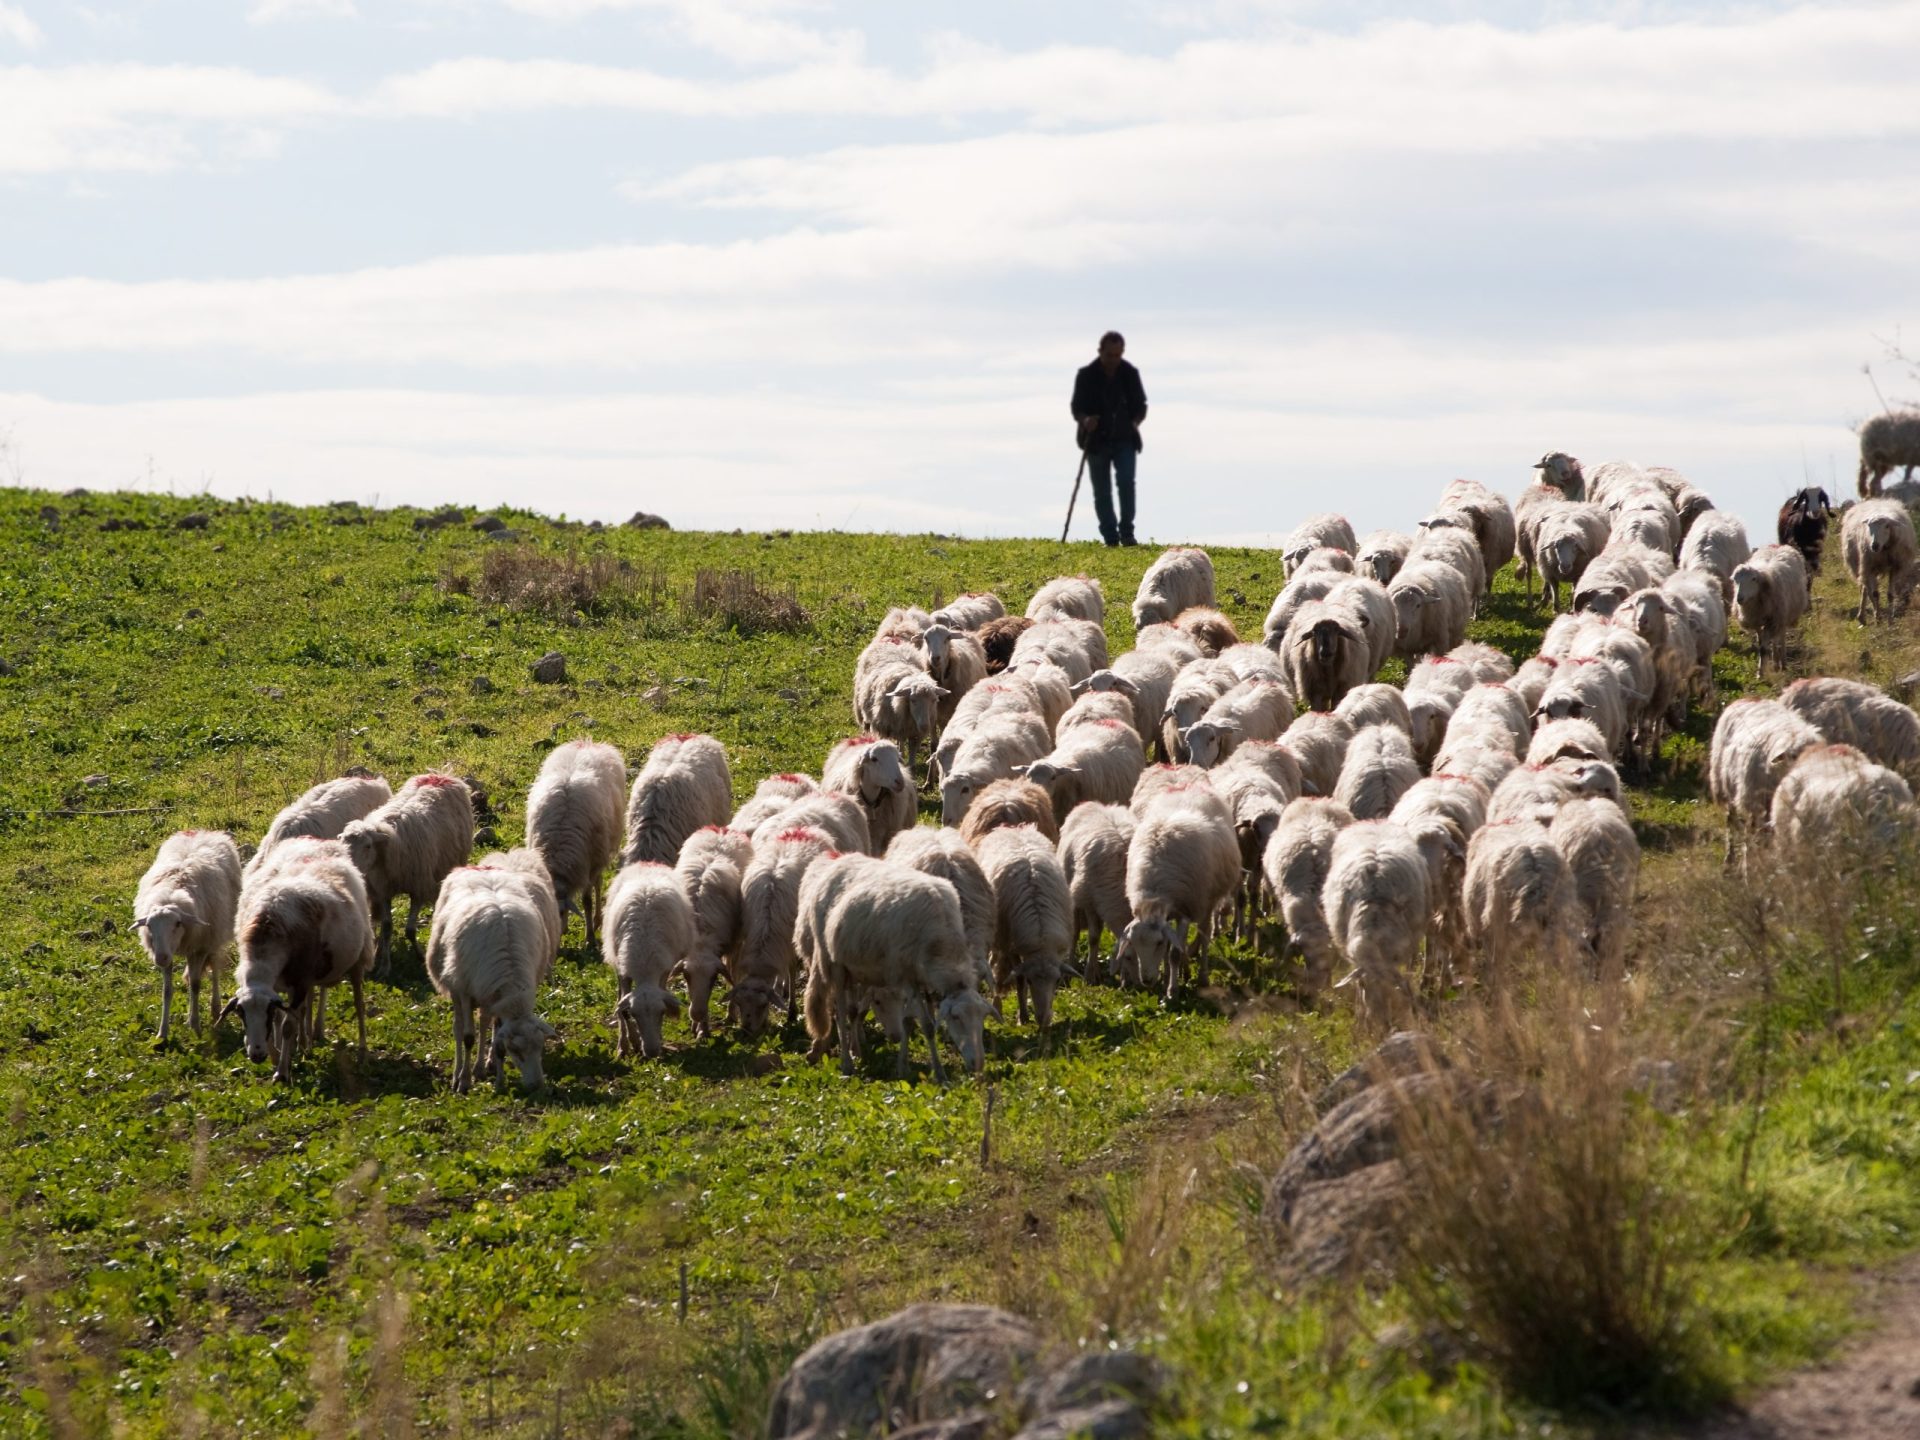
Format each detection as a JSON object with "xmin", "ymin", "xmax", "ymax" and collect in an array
[{"xmin": 1071, "ymin": 330, "xmax": 1148, "ymax": 547}]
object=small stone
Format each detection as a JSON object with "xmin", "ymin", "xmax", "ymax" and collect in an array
[
  {"xmin": 175, "ymin": 512, "xmax": 210, "ymax": 531},
  {"xmin": 211, "ymin": 543, "xmax": 226, "ymax": 553},
  {"xmin": 253, "ymin": 685, "xmax": 285, "ymax": 700},
  {"xmin": 63, "ymin": 487, "xmax": 89, "ymax": 499},
  {"xmin": 413, "ymin": 506, "xmax": 464, "ymax": 532},
  {"xmin": 469, "ymin": 675, "xmax": 496, "ymax": 695},
  {"xmin": 468, "ymin": 722, "xmax": 494, "ymax": 738},
  {"xmin": 777, "ymin": 688, "xmax": 801, "ymax": 702},
  {"xmin": 532, "ymin": 652, "xmax": 567, "ymax": 684},
  {"xmin": 82, "ymin": 774, "xmax": 109, "ymax": 789},
  {"xmin": 471, "ymin": 515, "xmax": 507, "ymax": 534},
  {"xmin": 641, "ymin": 685, "xmax": 667, "ymax": 706},
  {"xmin": 486, "ymin": 528, "xmax": 522, "ymax": 542},
  {"xmin": 184, "ymin": 608, "xmax": 203, "ymax": 620},
  {"xmin": 0, "ymin": 658, "xmax": 14, "ymax": 677},
  {"xmin": 424, "ymin": 707, "xmax": 446, "ymax": 721},
  {"xmin": 624, "ymin": 511, "xmax": 671, "ymax": 530},
  {"xmin": 38, "ymin": 505, "xmax": 59, "ymax": 526}
]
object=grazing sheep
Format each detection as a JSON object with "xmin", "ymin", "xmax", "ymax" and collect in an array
[
  {"xmin": 1027, "ymin": 575, "xmax": 1106, "ymax": 624},
  {"xmin": 734, "ymin": 826, "xmax": 835, "ymax": 1039},
  {"xmin": 1776, "ymin": 487, "xmax": 1835, "ymax": 578},
  {"xmin": 973, "ymin": 825, "xmax": 1075, "ymax": 1031},
  {"xmin": 474, "ymin": 847, "xmax": 564, "ymax": 972},
  {"xmin": 135, "ymin": 830, "xmax": 243, "ymax": 1041},
  {"xmin": 886, "ymin": 826, "xmax": 997, "ymax": 991},
  {"xmin": 1059, "ymin": 686, "xmax": 1138, "ymax": 736},
  {"xmin": 1609, "ymin": 492, "xmax": 1680, "ymax": 559},
  {"xmin": 1729, "ymin": 545, "xmax": 1810, "ymax": 675},
  {"xmin": 1290, "ymin": 547, "xmax": 1354, "ymax": 578},
  {"xmin": 1132, "ymin": 547, "xmax": 1217, "ymax": 627},
  {"xmin": 940, "ymin": 711, "xmax": 1052, "ymax": 828},
  {"xmin": 1548, "ymin": 798, "xmax": 1640, "ymax": 982},
  {"xmin": 874, "ymin": 605, "xmax": 935, "ymax": 642},
  {"xmin": 674, "ymin": 826, "xmax": 755, "ymax": 1038},
  {"xmin": 1515, "ymin": 481, "xmax": 1565, "ymax": 600},
  {"xmin": 1282, "ymin": 710, "xmax": 1355, "ymax": 798},
  {"xmin": 1527, "ymin": 717, "xmax": 1612, "ymax": 765},
  {"xmin": 1509, "ymin": 655, "xmax": 1559, "ymax": 713},
  {"xmin": 1115, "ymin": 786, "xmax": 1240, "ymax": 994},
  {"xmin": 427, "ymin": 866, "xmax": 559, "ymax": 1092},
  {"xmin": 1283, "ymin": 514, "xmax": 1359, "ymax": 574},
  {"xmin": 1487, "ymin": 758, "xmax": 1624, "ymax": 825},
  {"xmin": 958, "ymin": 776, "xmax": 1060, "ymax": 847},
  {"xmin": 1446, "ymin": 684, "xmax": 1533, "ymax": 758},
  {"xmin": 1333, "ymin": 724, "xmax": 1421, "ymax": 820},
  {"xmin": 824, "ymin": 735, "xmax": 915, "ymax": 855},
  {"xmin": 600, "ymin": 861, "xmax": 696, "ymax": 1059},
  {"xmin": 1130, "ymin": 763, "xmax": 1213, "ymax": 816},
  {"xmin": 1004, "ymin": 657, "xmax": 1073, "ymax": 736},
  {"xmin": 1709, "ymin": 699, "xmax": 1824, "ymax": 863},
  {"xmin": 1215, "ymin": 738, "xmax": 1306, "ymax": 803},
  {"xmin": 1450, "ymin": 641, "xmax": 1516, "ymax": 683},
  {"xmin": 1534, "ymin": 502, "xmax": 1611, "ymax": 612},
  {"xmin": 1173, "ymin": 605, "xmax": 1241, "ymax": 657},
  {"xmin": 1778, "ymin": 677, "xmax": 1920, "ymax": 783},
  {"xmin": 977, "ymin": 614, "xmax": 1035, "ymax": 674},
  {"xmin": 1056, "ymin": 803, "xmax": 1136, "ymax": 982},
  {"xmin": 1679, "ymin": 511, "xmax": 1751, "ymax": 598},
  {"xmin": 1160, "ymin": 659, "xmax": 1237, "ymax": 763},
  {"xmin": 1671, "ymin": 484, "xmax": 1716, "ymax": 541},
  {"xmin": 802, "ymin": 856, "xmax": 990, "ymax": 1079},
  {"xmin": 1463, "ymin": 820, "xmax": 1577, "ymax": 988},
  {"xmin": 1771, "ymin": 745, "xmax": 1916, "ymax": 855},
  {"xmin": 1841, "ymin": 497, "xmax": 1920, "ymax": 623},
  {"xmin": 1540, "ymin": 610, "xmax": 1606, "ymax": 660},
  {"xmin": 1183, "ymin": 678, "xmax": 1296, "ymax": 769},
  {"xmin": 1024, "ymin": 718, "xmax": 1146, "ymax": 816},
  {"xmin": 1355, "ymin": 529, "xmax": 1413, "ymax": 586},
  {"xmin": 1387, "ymin": 560, "xmax": 1473, "ymax": 659},
  {"xmin": 1616, "ymin": 587, "xmax": 1698, "ymax": 748},
  {"xmin": 247, "ymin": 774, "xmax": 394, "ymax": 879},
  {"xmin": 854, "ymin": 638, "xmax": 946, "ymax": 774},
  {"xmin": 1573, "ymin": 543, "xmax": 1670, "ymax": 617},
  {"xmin": 919, "ymin": 624, "xmax": 989, "ymax": 724},
  {"xmin": 1532, "ymin": 658, "xmax": 1629, "ymax": 763},
  {"xmin": 936, "ymin": 675, "xmax": 1050, "ymax": 781},
  {"xmin": 1209, "ymin": 753, "xmax": 1297, "ymax": 940},
  {"xmin": 1407, "ymin": 524, "xmax": 1487, "ymax": 599},
  {"xmin": 1011, "ymin": 619, "xmax": 1108, "ymax": 686},
  {"xmin": 751, "ymin": 790, "xmax": 871, "ymax": 856},
  {"xmin": 1428, "ymin": 738, "xmax": 1519, "ymax": 796},
  {"xmin": 731, "ymin": 772, "xmax": 818, "ymax": 832},
  {"xmin": 930, "ymin": 592, "xmax": 1006, "ymax": 632},
  {"xmin": 1407, "ymin": 651, "xmax": 1479, "ymax": 708},
  {"xmin": 1322, "ymin": 820, "xmax": 1429, "ymax": 1026},
  {"xmin": 1261, "ymin": 797, "xmax": 1355, "ymax": 997},
  {"xmin": 1079, "ymin": 651, "xmax": 1178, "ymax": 754},
  {"xmin": 1858, "ymin": 410, "xmax": 1920, "ymax": 496},
  {"xmin": 1217, "ymin": 642, "xmax": 1291, "ymax": 687},
  {"xmin": 1535, "ymin": 451, "xmax": 1586, "ymax": 501},
  {"xmin": 226, "ymin": 838, "xmax": 374, "ymax": 1081},
  {"xmin": 1134, "ymin": 621, "xmax": 1206, "ymax": 667},
  {"xmin": 1438, "ymin": 477, "xmax": 1518, "ymax": 577},
  {"xmin": 1262, "ymin": 571, "xmax": 1342, "ymax": 651},
  {"xmin": 1322, "ymin": 577, "xmax": 1396, "ymax": 676},
  {"xmin": 621, "ymin": 734, "xmax": 733, "ymax": 867},
  {"xmin": 525, "ymin": 739, "xmax": 625, "ymax": 944},
  {"xmin": 340, "ymin": 774, "xmax": 475, "ymax": 975},
  {"xmin": 1661, "ymin": 569, "xmax": 1730, "ymax": 708},
  {"xmin": 1281, "ymin": 599, "xmax": 1370, "ymax": 714},
  {"xmin": 1335, "ymin": 683, "xmax": 1412, "ymax": 736}
]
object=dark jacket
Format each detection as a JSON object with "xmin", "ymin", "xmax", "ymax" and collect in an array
[{"xmin": 1072, "ymin": 359, "xmax": 1148, "ymax": 454}]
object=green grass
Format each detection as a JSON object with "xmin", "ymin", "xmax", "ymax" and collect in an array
[{"xmin": 0, "ymin": 487, "xmax": 1915, "ymax": 1437}]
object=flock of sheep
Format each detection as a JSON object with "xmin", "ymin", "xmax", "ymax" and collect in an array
[{"xmin": 129, "ymin": 456, "xmax": 1920, "ymax": 1087}]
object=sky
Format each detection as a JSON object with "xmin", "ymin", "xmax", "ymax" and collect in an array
[{"xmin": 1, "ymin": 0, "xmax": 1916, "ymax": 546}]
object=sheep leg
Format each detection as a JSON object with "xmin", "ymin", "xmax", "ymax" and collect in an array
[
  {"xmin": 156, "ymin": 966, "xmax": 175, "ymax": 1043},
  {"xmin": 405, "ymin": 900, "xmax": 423, "ymax": 949},
  {"xmin": 194, "ymin": 963, "xmax": 213, "ymax": 1034},
  {"xmin": 373, "ymin": 900, "xmax": 394, "ymax": 978},
  {"xmin": 836, "ymin": 991, "xmax": 858, "ymax": 1077},
  {"xmin": 351, "ymin": 972, "xmax": 368, "ymax": 1058},
  {"xmin": 1087, "ymin": 923, "xmax": 1105, "ymax": 984},
  {"xmin": 1016, "ymin": 975, "xmax": 1030, "ymax": 1027},
  {"xmin": 923, "ymin": 999, "xmax": 947, "ymax": 1085},
  {"xmin": 453, "ymin": 1005, "xmax": 474, "ymax": 1094},
  {"xmin": 1194, "ymin": 921, "xmax": 1212, "ymax": 989},
  {"xmin": 310, "ymin": 988, "xmax": 327, "ymax": 1046}
]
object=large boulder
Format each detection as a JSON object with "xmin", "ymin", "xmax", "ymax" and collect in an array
[{"xmin": 766, "ymin": 1304, "xmax": 1042, "ymax": 1439}]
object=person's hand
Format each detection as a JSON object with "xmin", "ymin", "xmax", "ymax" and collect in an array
[{"xmin": 1078, "ymin": 416, "xmax": 1097, "ymax": 433}]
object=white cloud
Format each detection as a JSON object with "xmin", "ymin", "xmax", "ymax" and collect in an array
[
  {"xmin": 247, "ymin": 0, "xmax": 358, "ymax": 23},
  {"xmin": 493, "ymin": 0, "xmax": 858, "ymax": 66},
  {"xmin": 0, "ymin": 4, "xmax": 42, "ymax": 49}
]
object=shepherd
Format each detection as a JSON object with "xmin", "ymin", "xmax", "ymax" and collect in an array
[{"xmin": 1071, "ymin": 330, "xmax": 1148, "ymax": 548}]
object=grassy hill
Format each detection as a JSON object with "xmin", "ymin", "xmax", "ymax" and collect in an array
[{"xmin": 0, "ymin": 487, "xmax": 1915, "ymax": 1438}]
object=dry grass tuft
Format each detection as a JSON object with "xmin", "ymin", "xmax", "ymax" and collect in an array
[
  {"xmin": 684, "ymin": 567, "xmax": 811, "ymax": 635},
  {"xmin": 439, "ymin": 547, "xmax": 673, "ymax": 620}
]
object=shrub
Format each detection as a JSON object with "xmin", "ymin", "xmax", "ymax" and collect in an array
[
  {"xmin": 684, "ymin": 568, "xmax": 810, "ymax": 635},
  {"xmin": 439, "ymin": 548, "xmax": 672, "ymax": 620}
]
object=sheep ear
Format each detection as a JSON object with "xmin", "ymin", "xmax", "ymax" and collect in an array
[
  {"xmin": 1069, "ymin": 676, "xmax": 1092, "ymax": 694},
  {"xmin": 615, "ymin": 993, "xmax": 633, "ymax": 1018},
  {"xmin": 536, "ymin": 1017, "xmax": 559, "ymax": 1042},
  {"xmin": 662, "ymin": 992, "xmax": 682, "ymax": 1014},
  {"xmin": 1010, "ymin": 764, "xmax": 1030, "ymax": 777},
  {"xmin": 216, "ymin": 997, "xmax": 240, "ymax": 1024},
  {"xmin": 1111, "ymin": 675, "xmax": 1139, "ymax": 697}
]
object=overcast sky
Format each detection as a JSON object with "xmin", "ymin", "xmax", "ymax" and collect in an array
[{"xmin": 1, "ymin": 0, "xmax": 1915, "ymax": 545}]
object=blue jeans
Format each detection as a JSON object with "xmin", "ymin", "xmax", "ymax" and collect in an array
[{"xmin": 1087, "ymin": 445, "xmax": 1137, "ymax": 545}]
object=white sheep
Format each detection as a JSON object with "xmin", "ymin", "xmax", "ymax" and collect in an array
[
  {"xmin": 1281, "ymin": 710, "xmax": 1355, "ymax": 798},
  {"xmin": 1355, "ymin": 529, "xmax": 1414, "ymax": 586},
  {"xmin": 730, "ymin": 772, "xmax": 818, "ymax": 832},
  {"xmin": 1182, "ymin": 678, "xmax": 1296, "ymax": 769},
  {"xmin": 1514, "ymin": 480, "xmax": 1566, "ymax": 600},
  {"xmin": 1445, "ymin": 683, "xmax": 1532, "ymax": 759},
  {"xmin": 734, "ymin": 825, "xmax": 836, "ymax": 1039},
  {"xmin": 886, "ymin": 826, "xmax": 997, "ymax": 992},
  {"xmin": 1534, "ymin": 502, "xmax": 1611, "ymax": 612},
  {"xmin": 135, "ymin": 829, "xmax": 243, "ymax": 1041},
  {"xmin": 1011, "ymin": 619, "xmax": 1108, "ymax": 686},
  {"xmin": 1526, "ymin": 717, "xmax": 1612, "ymax": 766},
  {"xmin": 1130, "ymin": 763, "xmax": 1213, "ymax": 817},
  {"xmin": 1217, "ymin": 641, "xmax": 1292, "ymax": 687},
  {"xmin": 426, "ymin": 866, "xmax": 559, "ymax": 1091},
  {"xmin": 1114, "ymin": 786, "xmax": 1240, "ymax": 994},
  {"xmin": 751, "ymin": 790, "xmax": 871, "ymax": 856},
  {"xmin": 934, "ymin": 675, "xmax": 1048, "ymax": 782},
  {"xmin": 1429, "ymin": 737, "xmax": 1520, "ymax": 795},
  {"xmin": 1509, "ymin": 655, "xmax": 1560, "ymax": 713},
  {"xmin": 1770, "ymin": 744, "xmax": 1917, "ymax": 856},
  {"xmin": 939, "ymin": 710, "xmax": 1052, "ymax": 828},
  {"xmin": 674, "ymin": 826, "xmax": 755, "ymax": 1037},
  {"xmin": 1334, "ymin": 683, "xmax": 1412, "ymax": 736},
  {"xmin": 1290, "ymin": 547, "xmax": 1355, "ymax": 578},
  {"xmin": 1387, "ymin": 560, "xmax": 1473, "ymax": 659},
  {"xmin": 525, "ymin": 739, "xmax": 625, "ymax": 944},
  {"xmin": 1679, "ymin": 510, "xmax": 1751, "ymax": 599},
  {"xmin": 1333, "ymin": 723, "xmax": 1420, "ymax": 820},
  {"xmin": 1660, "ymin": 570, "xmax": 1730, "ymax": 710},
  {"xmin": 1026, "ymin": 575, "xmax": 1106, "ymax": 625},
  {"xmin": 1160, "ymin": 659, "xmax": 1237, "ymax": 763},
  {"xmin": 1532, "ymin": 657, "xmax": 1629, "ymax": 762},
  {"xmin": 1390, "ymin": 773, "xmax": 1489, "ymax": 984},
  {"xmin": 1573, "ymin": 542, "xmax": 1671, "ymax": 616},
  {"xmin": 1487, "ymin": 757, "xmax": 1623, "ymax": 825},
  {"xmin": 226, "ymin": 838, "xmax": 374, "ymax": 1081},
  {"xmin": 474, "ymin": 847, "xmax": 563, "ymax": 973},
  {"xmin": 1841, "ymin": 497, "xmax": 1919, "ymax": 623},
  {"xmin": 823, "ymin": 735, "xmax": 916, "ymax": 855},
  {"xmin": 1133, "ymin": 621, "xmax": 1206, "ymax": 667},
  {"xmin": 339, "ymin": 774, "xmax": 475, "ymax": 975},
  {"xmin": 1406, "ymin": 524, "xmax": 1487, "ymax": 599},
  {"xmin": 1261, "ymin": 571, "xmax": 1342, "ymax": 650},
  {"xmin": 1056, "ymin": 803, "xmax": 1136, "ymax": 984},
  {"xmin": 1024, "ymin": 717, "xmax": 1147, "ymax": 816},
  {"xmin": 1609, "ymin": 493, "xmax": 1680, "ymax": 559},
  {"xmin": 1729, "ymin": 544, "xmax": 1810, "ymax": 675},
  {"xmin": 973, "ymin": 824, "xmax": 1075, "ymax": 1031},
  {"xmin": 1282, "ymin": 514, "xmax": 1359, "ymax": 575},
  {"xmin": 930, "ymin": 592, "xmax": 1006, "ymax": 632},
  {"xmin": 1546, "ymin": 798, "xmax": 1640, "ymax": 983},
  {"xmin": 853, "ymin": 638, "xmax": 946, "ymax": 775},
  {"xmin": 1260, "ymin": 797, "xmax": 1354, "ymax": 997},
  {"xmin": 246, "ymin": 773, "xmax": 393, "ymax": 879},
  {"xmin": 1322, "ymin": 820, "xmax": 1430, "ymax": 1026},
  {"xmin": 602, "ymin": 860, "xmax": 696, "ymax": 1059},
  {"xmin": 1462, "ymin": 820, "xmax": 1577, "ymax": 990},
  {"xmin": 1280, "ymin": 599, "xmax": 1371, "ymax": 714},
  {"xmin": 1615, "ymin": 588, "xmax": 1697, "ymax": 748},
  {"xmin": 1778, "ymin": 677, "xmax": 1920, "ymax": 783},
  {"xmin": 1709, "ymin": 698, "xmax": 1825, "ymax": 862},
  {"xmin": 1132, "ymin": 547, "xmax": 1217, "ymax": 627},
  {"xmin": 1078, "ymin": 651, "xmax": 1178, "ymax": 756},
  {"xmin": 1324, "ymin": 576, "xmax": 1396, "ymax": 677},
  {"xmin": 1059, "ymin": 685, "xmax": 1139, "ymax": 737},
  {"xmin": 621, "ymin": 733, "xmax": 734, "ymax": 866},
  {"xmin": 801, "ymin": 856, "xmax": 991, "ymax": 1078},
  {"xmin": 919, "ymin": 624, "xmax": 989, "ymax": 725}
]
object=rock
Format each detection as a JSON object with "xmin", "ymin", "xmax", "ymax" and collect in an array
[
  {"xmin": 470, "ymin": 675, "xmax": 496, "ymax": 695},
  {"xmin": 175, "ymin": 512, "xmax": 210, "ymax": 531},
  {"xmin": 184, "ymin": 608, "xmax": 203, "ymax": 620},
  {"xmin": 63, "ymin": 487, "xmax": 89, "ymax": 499},
  {"xmin": 532, "ymin": 652, "xmax": 567, "ymax": 684},
  {"xmin": 82, "ymin": 774, "xmax": 109, "ymax": 789},
  {"xmin": 253, "ymin": 685, "xmax": 285, "ymax": 700},
  {"xmin": 0, "ymin": 658, "xmax": 14, "ymax": 677},
  {"xmin": 461, "ymin": 775, "xmax": 493, "ymax": 817},
  {"xmin": 766, "ymin": 1303, "xmax": 1043, "ymax": 1440},
  {"xmin": 1276, "ymin": 1160, "xmax": 1408, "ymax": 1283},
  {"xmin": 486, "ymin": 528, "xmax": 522, "ymax": 542},
  {"xmin": 1012, "ymin": 1400, "xmax": 1147, "ymax": 1440},
  {"xmin": 470, "ymin": 515, "xmax": 507, "ymax": 534},
  {"xmin": 468, "ymin": 722, "xmax": 494, "ymax": 738},
  {"xmin": 624, "ymin": 511, "xmax": 671, "ymax": 530},
  {"xmin": 1018, "ymin": 1351, "xmax": 1166, "ymax": 1417},
  {"xmin": 38, "ymin": 505, "xmax": 59, "ymax": 527},
  {"xmin": 424, "ymin": 707, "xmax": 446, "ymax": 721},
  {"xmin": 1314, "ymin": 1031, "xmax": 1445, "ymax": 1114},
  {"xmin": 413, "ymin": 506, "xmax": 464, "ymax": 532}
]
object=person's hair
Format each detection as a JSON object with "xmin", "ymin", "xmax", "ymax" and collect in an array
[{"xmin": 1099, "ymin": 330, "xmax": 1125, "ymax": 349}]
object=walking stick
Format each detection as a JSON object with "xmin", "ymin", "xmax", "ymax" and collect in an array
[{"xmin": 1059, "ymin": 452, "xmax": 1088, "ymax": 543}]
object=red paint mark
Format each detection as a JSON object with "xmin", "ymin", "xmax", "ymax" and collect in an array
[
  {"xmin": 843, "ymin": 735, "xmax": 881, "ymax": 747},
  {"xmin": 411, "ymin": 774, "xmax": 460, "ymax": 788},
  {"xmin": 775, "ymin": 827, "xmax": 826, "ymax": 844}
]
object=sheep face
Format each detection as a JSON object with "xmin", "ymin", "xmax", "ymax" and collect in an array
[
  {"xmin": 938, "ymin": 990, "xmax": 992, "ymax": 1073},
  {"xmin": 1131, "ymin": 598, "xmax": 1169, "ymax": 628},
  {"xmin": 884, "ymin": 676, "xmax": 945, "ymax": 745},
  {"xmin": 1022, "ymin": 759, "xmax": 1072, "ymax": 810},
  {"xmin": 1182, "ymin": 721, "xmax": 1228, "ymax": 770},
  {"xmin": 1730, "ymin": 567, "xmax": 1764, "ymax": 609},
  {"xmin": 136, "ymin": 907, "xmax": 190, "ymax": 967},
  {"xmin": 919, "ymin": 624, "xmax": 953, "ymax": 675},
  {"xmin": 1863, "ymin": 514, "xmax": 1898, "ymax": 557},
  {"xmin": 1574, "ymin": 582, "xmax": 1626, "ymax": 616},
  {"xmin": 730, "ymin": 977, "xmax": 779, "ymax": 1041},
  {"xmin": 224, "ymin": 988, "xmax": 286, "ymax": 1066},
  {"xmin": 494, "ymin": 1014, "xmax": 557, "ymax": 1089},
  {"xmin": 1114, "ymin": 916, "xmax": 1182, "ymax": 991},
  {"xmin": 338, "ymin": 820, "xmax": 393, "ymax": 902},
  {"xmin": 1406, "ymin": 695, "xmax": 1453, "ymax": 759},
  {"xmin": 1075, "ymin": 669, "xmax": 1137, "ymax": 698},
  {"xmin": 617, "ymin": 983, "xmax": 680, "ymax": 1059},
  {"xmin": 1389, "ymin": 586, "xmax": 1431, "ymax": 642},
  {"xmin": 1622, "ymin": 592, "xmax": 1665, "ymax": 642},
  {"xmin": 858, "ymin": 744, "xmax": 908, "ymax": 805},
  {"xmin": 939, "ymin": 772, "xmax": 979, "ymax": 827}
]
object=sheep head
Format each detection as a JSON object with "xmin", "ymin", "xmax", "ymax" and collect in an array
[
  {"xmin": 220, "ymin": 986, "xmax": 287, "ymax": 1066},
  {"xmin": 617, "ymin": 983, "xmax": 679, "ymax": 1059},
  {"xmin": 1182, "ymin": 721, "xmax": 1228, "ymax": 770},
  {"xmin": 494, "ymin": 1014, "xmax": 558, "ymax": 1089},
  {"xmin": 937, "ymin": 989, "xmax": 992, "ymax": 1074},
  {"xmin": 939, "ymin": 772, "xmax": 978, "ymax": 827},
  {"xmin": 135, "ymin": 902, "xmax": 196, "ymax": 966}
]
